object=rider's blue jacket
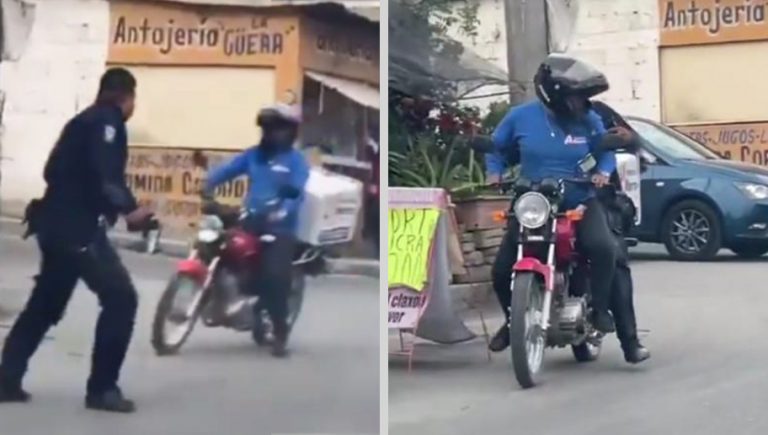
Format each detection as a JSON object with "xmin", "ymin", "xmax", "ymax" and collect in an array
[
  {"xmin": 487, "ymin": 100, "xmax": 616, "ymax": 209},
  {"xmin": 204, "ymin": 145, "xmax": 310, "ymax": 235}
]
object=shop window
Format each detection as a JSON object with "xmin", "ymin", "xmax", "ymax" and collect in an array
[
  {"xmin": 120, "ymin": 65, "xmax": 276, "ymax": 150},
  {"xmin": 661, "ymin": 41, "xmax": 768, "ymax": 125},
  {"xmin": 301, "ymin": 78, "xmax": 363, "ymax": 161}
]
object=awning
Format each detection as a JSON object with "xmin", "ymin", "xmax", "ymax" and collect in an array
[
  {"xmin": 305, "ymin": 71, "xmax": 380, "ymax": 110},
  {"xmin": 150, "ymin": 0, "xmax": 379, "ymax": 23}
]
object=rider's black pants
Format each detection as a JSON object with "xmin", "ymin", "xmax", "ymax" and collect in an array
[
  {"xmin": 492, "ymin": 197, "xmax": 617, "ymax": 318},
  {"xmin": 0, "ymin": 229, "xmax": 138, "ymax": 395},
  {"xmin": 243, "ymin": 228, "xmax": 295, "ymax": 341}
]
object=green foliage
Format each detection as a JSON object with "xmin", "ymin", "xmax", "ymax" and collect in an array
[{"xmin": 389, "ymin": 96, "xmax": 516, "ymax": 194}]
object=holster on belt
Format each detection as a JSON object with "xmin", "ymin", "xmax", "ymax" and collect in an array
[{"xmin": 21, "ymin": 199, "xmax": 43, "ymax": 239}]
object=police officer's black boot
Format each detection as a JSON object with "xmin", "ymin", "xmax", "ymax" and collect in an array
[
  {"xmin": 85, "ymin": 388, "xmax": 136, "ymax": 413},
  {"xmin": 0, "ymin": 372, "xmax": 31, "ymax": 403},
  {"xmin": 621, "ymin": 338, "xmax": 650, "ymax": 364}
]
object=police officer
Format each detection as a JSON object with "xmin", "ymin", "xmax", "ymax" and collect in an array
[
  {"xmin": 590, "ymin": 100, "xmax": 650, "ymax": 363},
  {"xmin": 0, "ymin": 68, "xmax": 151, "ymax": 412}
]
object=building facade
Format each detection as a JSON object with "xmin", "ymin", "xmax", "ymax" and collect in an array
[
  {"xmin": 453, "ymin": 0, "xmax": 768, "ymax": 168},
  {"xmin": 0, "ymin": 0, "xmax": 379, "ymax": 240}
]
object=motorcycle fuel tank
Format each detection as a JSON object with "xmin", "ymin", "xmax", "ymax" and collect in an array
[{"xmin": 223, "ymin": 229, "xmax": 260, "ymax": 265}]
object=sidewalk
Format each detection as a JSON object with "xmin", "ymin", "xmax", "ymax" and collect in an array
[{"xmin": 0, "ymin": 217, "xmax": 380, "ymax": 279}]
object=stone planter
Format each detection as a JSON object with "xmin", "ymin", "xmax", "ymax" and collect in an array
[
  {"xmin": 452, "ymin": 195, "xmax": 510, "ymax": 231},
  {"xmin": 449, "ymin": 195, "xmax": 510, "ymax": 307}
]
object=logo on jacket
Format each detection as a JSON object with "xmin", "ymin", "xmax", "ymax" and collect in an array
[
  {"xmin": 270, "ymin": 163, "xmax": 290, "ymax": 173},
  {"xmin": 564, "ymin": 134, "xmax": 587, "ymax": 145},
  {"xmin": 104, "ymin": 125, "xmax": 116, "ymax": 143}
]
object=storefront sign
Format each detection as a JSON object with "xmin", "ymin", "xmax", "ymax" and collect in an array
[
  {"xmin": 675, "ymin": 122, "xmax": 768, "ymax": 165},
  {"xmin": 126, "ymin": 147, "xmax": 246, "ymax": 231},
  {"xmin": 660, "ymin": 0, "xmax": 768, "ymax": 46},
  {"xmin": 109, "ymin": 1, "xmax": 298, "ymax": 66},
  {"xmin": 301, "ymin": 17, "xmax": 378, "ymax": 84}
]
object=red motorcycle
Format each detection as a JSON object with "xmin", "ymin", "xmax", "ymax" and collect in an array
[
  {"xmin": 497, "ymin": 176, "xmax": 609, "ymax": 389},
  {"xmin": 151, "ymin": 200, "xmax": 324, "ymax": 355}
]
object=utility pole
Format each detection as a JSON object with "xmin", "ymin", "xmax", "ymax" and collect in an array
[{"xmin": 504, "ymin": 0, "xmax": 550, "ymax": 105}]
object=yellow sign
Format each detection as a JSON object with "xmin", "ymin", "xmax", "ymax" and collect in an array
[
  {"xmin": 388, "ymin": 209, "xmax": 440, "ymax": 291},
  {"xmin": 675, "ymin": 122, "xmax": 768, "ymax": 165},
  {"xmin": 126, "ymin": 147, "xmax": 245, "ymax": 234},
  {"xmin": 660, "ymin": 0, "xmax": 768, "ymax": 46},
  {"xmin": 108, "ymin": 1, "xmax": 298, "ymax": 67}
]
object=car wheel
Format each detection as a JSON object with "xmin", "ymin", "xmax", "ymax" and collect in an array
[
  {"xmin": 730, "ymin": 244, "xmax": 768, "ymax": 259},
  {"xmin": 661, "ymin": 199, "xmax": 722, "ymax": 261}
]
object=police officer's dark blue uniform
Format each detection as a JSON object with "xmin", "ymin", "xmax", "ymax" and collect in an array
[{"xmin": 0, "ymin": 68, "xmax": 150, "ymax": 412}]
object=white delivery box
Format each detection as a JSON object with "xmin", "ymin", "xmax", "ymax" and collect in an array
[{"xmin": 296, "ymin": 168, "xmax": 364, "ymax": 245}]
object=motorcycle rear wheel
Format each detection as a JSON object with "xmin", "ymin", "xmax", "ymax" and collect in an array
[
  {"xmin": 151, "ymin": 274, "xmax": 206, "ymax": 356},
  {"xmin": 509, "ymin": 272, "xmax": 546, "ymax": 389}
]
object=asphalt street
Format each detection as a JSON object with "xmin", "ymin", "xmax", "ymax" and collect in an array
[
  {"xmin": 0, "ymin": 232, "xmax": 379, "ymax": 435},
  {"xmin": 390, "ymin": 245, "xmax": 768, "ymax": 435}
]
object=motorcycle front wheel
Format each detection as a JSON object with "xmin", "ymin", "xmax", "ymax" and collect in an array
[
  {"xmin": 151, "ymin": 273, "xmax": 207, "ymax": 356},
  {"xmin": 509, "ymin": 272, "xmax": 546, "ymax": 389}
]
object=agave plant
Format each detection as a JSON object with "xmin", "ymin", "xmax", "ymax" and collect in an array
[{"xmin": 389, "ymin": 128, "xmax": 487, "ymax": 190}]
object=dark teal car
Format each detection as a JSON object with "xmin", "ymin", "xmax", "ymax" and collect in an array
[{"xmin": 626, "ymin": 117, "xmax": 768, "ymax": 261}]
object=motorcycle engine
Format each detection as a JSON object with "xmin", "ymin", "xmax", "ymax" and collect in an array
[
  {"xmin": 202, "ymin": 270, "xmax": 256, "ymax": 331},
  {"xmin": 554, "ymin": 296, "xmax": 588, "ymax": 344}
]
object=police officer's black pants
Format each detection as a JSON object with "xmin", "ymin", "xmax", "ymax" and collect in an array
[
  {"xmin": 0, "ymin": 230, "xmax": 138, "ymax": 395},
  {"xmin": 492, "ymin": 198, "xmax": 617, "ymax": 318},
  {"xmin": 249, "ymin": 235, "xmax": 295, "ymax": 340},
  {"xmin": 611, "ymin": 238, "xmax": 639, "ymax": 347}
]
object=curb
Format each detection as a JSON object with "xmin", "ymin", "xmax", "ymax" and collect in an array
[{"xmin": 0, "ymin": 217, "xmax": 380, "ymax": 279}]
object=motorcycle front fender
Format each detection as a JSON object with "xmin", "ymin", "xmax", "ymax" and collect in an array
[
  {"xmin": 513, "ymin": 257, "xmax": 553, "ymax": 290},
  {"xmin": 177, "ymin": 259, "xmax": 209, "ymax": 285}
]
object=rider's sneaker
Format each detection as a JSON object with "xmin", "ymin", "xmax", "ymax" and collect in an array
[
  {"xmin": 0, "ymin": 381, "xmax": 31, "ymax": 403},
  {"xmin": 591, "ymin": 310, "xmax": 616, "ymax": 334},
  {"xmin": 271, "ymin": 338, "xmax": 289, "ymax": 358},
  {"xmin": 622, "ymin": 340, "xmax": 651, "ymax": 364},
  {"xmin": 488, "ymin": 325, "xmax": 510, "ymax": 352},
  {"xmin": 85, "ymin": 388, "xmax": 136, "ymax": 413}
]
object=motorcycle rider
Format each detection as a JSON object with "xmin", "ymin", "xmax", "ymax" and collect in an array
[
  {"xmin": 486, "ymin": 54, "xmax": 624, "ymax": 352},
  {"xmin": 203, "ymin": 103, "xmax": 309, "ymax": 358}
]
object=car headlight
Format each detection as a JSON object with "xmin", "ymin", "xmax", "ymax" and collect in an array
[
  {"xmin": 735, "ymin": 182, "xmax": 768, "ymax": 200},
  {"xmin": 513, "ymin": 192, "xmax": 551, "ymax": 229}
]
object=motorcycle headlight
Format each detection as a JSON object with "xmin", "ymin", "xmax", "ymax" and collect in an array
[
  {"xmin": 197, "ymin": 229, "xmax": 220, "ymax": 244},
  {"xmin": 197, "ymin": 215, "xmax": 223, "ymax": 243},
  {"xmin": 514, "ymin": 192, "xmax": 551, "ymax": 229},
  {"xmin": 735, "ymin": 182, "xmax": 768, "ymax": 200}
]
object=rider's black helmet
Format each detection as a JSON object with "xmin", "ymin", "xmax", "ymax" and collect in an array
[
  {"xmin": 256, "ymin": 103, "xmax": 301, "ymax": 130},
  {"xmin": 533, "ymin": 54, "xmax": 609, "ymax": 116}
]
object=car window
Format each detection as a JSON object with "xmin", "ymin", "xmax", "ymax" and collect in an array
[{"xmin": 628, "ymin": 119, "xmax": 720, "ymax": 161}]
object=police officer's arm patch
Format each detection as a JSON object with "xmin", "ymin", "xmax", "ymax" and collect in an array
[{"xmin": 104, "ymin": 125, "xmax": 116, "ymax": 143}]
